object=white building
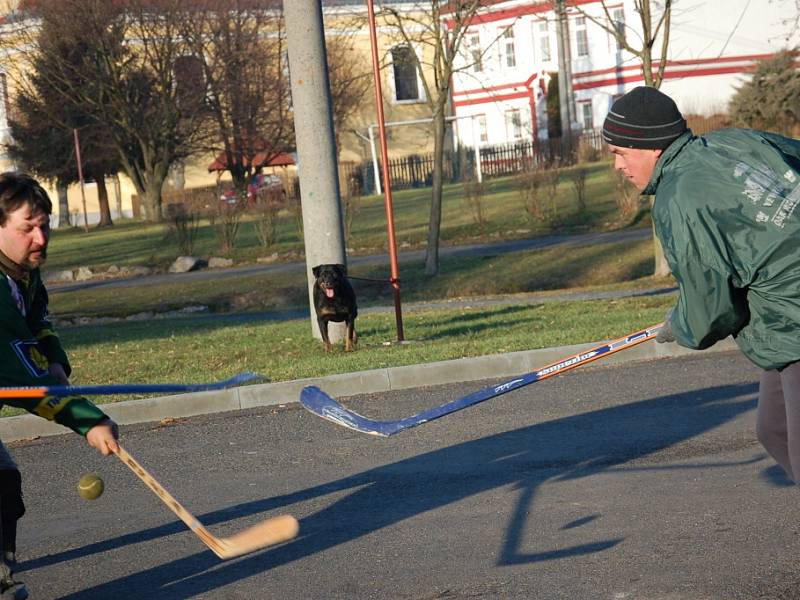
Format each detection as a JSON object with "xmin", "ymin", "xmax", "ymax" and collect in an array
[{"xmin": 450, "ymin": 0, "xmax": 800, "ymax": 148}]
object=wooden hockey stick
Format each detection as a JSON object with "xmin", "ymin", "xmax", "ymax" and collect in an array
[{"xmin": 114, "ymin": 445, "xmax": 299, "ymax": 559}]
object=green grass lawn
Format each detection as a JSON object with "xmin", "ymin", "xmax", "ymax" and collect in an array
[
  {"xmin": 55, "ymin": 293, "xmax": 674, "ymax": 397},
  {"xmin": 0, "ymin": 291, "xmax": 674, "ymax": 418},
  {"xmin": 44, "ymin": 160, "xmax": 635, "ymax": 273},
  {"xmin": 0, "ymin": 158, "xmax": 676, "ymax": 418},
  {"xmin": 49, "ymin": 238, "xmax": 658, "ymax": 318}
]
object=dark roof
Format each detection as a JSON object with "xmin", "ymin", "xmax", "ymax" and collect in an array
[{"xmin": 208, "ymin": 150, "xmax": 294, "ymax": 172}]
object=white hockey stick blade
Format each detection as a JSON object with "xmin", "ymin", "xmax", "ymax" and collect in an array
[{"xmin": 300, "ymin": 324, "xmax": 663, "ymax": 437}]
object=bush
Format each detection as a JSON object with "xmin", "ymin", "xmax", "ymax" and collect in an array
[
  {"xmin": 612, "ymin": 166, "xmax": 641, "ymax": 221},
  {"xmin": 577, "ymin": 137, "xmax": 602, "ymax": 163},
  {"xmin": 516, "ymin": 166, "xmax": 545, "ymax": 223},
  {"xmin": 165, "ymin": 202, "xmax": 200, "ymax": 255},
  {"xmin": 210, "ymin": 186, "xmax": 247, "ymax": 253},
  {"xmin": 569, "ymin": 167, "xmax": 588, "ymax": 212},
  {"xmin": 161, "ymin": 187, "xmax": 213, "ymax": 255},
  {"xmin": 462, "ymin": 177, "xmax": 487, "ymax": 228},
  {"xmin": 251, "ymin": 188, "xmax": 287, "ymax": 248},
  {"xmin": 729, "ymin": 49, "xmax": 800, "ymax": 136}
]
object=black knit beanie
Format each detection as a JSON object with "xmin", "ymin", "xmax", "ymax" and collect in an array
[{"xmin": 602, "ymin": 86, "xmax": 687, "ymax": 150}]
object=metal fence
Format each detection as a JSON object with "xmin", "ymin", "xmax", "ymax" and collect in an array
[{"xmin": 345, "ymin": 130, "xmax": 607, "ymax": 195}]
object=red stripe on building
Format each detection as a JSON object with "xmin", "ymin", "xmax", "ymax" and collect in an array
[
  {"xmin": 445, "ymin": 0, "xmax": 602, "ymax": 28},
  {"xmin": 454, "ymin": 81, "xmax": 530, "ymax": 97},
  {"xmin": 453, "ymin": 90, "xmax": 531, "ymax": 108},
  {"xmin": 572, "ymin": 53, "xmax": 800, "ymax": 90},
  {"xmin": 573, "ymin": 52, "xmax": 779, "ymax": 82},
  {"xmin": 572, "ymin": 65, "xmax": 757, "ymax": 90},
  {"xmin": 454, "ymin": 73, "xmax": 539, "ymax": 97}
]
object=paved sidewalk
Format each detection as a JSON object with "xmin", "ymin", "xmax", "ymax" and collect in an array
[
  {"xmin": 47, "ymin": 226, "xmax": 653, "ymax": 293},
  {"xmin": 0, "ymin": 332, "xmax": 738, "ymax": 443}
]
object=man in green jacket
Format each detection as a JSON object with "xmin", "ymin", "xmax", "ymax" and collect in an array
[
  {"xmin": 0, "ymin": 172, "xmax": 119, "ymax": 599},
  {"xmin": 603, "ymin": 85, "xmax": 800, "ymax": 484}
]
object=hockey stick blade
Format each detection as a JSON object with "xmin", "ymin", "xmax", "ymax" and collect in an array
[
  {"xmin": 0, "ymin": 371, "xmax": 266, "ymax": 399},
  {"xmin": 115, "ymin": 445, "xmax": 299, "ymax": 560},
  {"xmin": 300, "ymin": 324, "xmax": 663, "ymax": 437}
]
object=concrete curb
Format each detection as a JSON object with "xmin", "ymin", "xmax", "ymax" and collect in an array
[{"xmin": 0, "ymin": 337, "xmax": 739, "ymax": 442}]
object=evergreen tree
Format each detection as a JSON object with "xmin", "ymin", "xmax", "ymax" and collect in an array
[{"xmin": 729, "ymin": 50, "xmax": 800, "ymax": 136}]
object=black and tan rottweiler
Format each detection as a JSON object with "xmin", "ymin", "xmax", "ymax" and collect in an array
[{"xmin": 312, "ymin": 264, "xmax": 358, "ymax": 352}]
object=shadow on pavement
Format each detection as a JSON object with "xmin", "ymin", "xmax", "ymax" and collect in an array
[
  {"xmin": 38, "ymin": 381, "xmax": 757, "ymax": 598},
  {"xmin": 759, "ymin": 464, "xmax": 794, "ymax": 487}
]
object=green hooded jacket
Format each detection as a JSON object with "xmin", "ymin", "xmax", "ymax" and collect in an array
[{"xmin": 647, "ymin": 128, "xmax": 800, "ymax": 370}]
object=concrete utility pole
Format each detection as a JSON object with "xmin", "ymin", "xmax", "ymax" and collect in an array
[
  {"xmin": 284, "ymin": 0, "xmax": 347, "ymax": 343},
  {"xmin": 555, "ymin": 0, "xmax": 574, "ymax": 149}
]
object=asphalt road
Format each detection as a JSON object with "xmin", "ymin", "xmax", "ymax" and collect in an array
[{"xmin": 12, "ymin": 350, "xmax": 800, "ymax": 600}]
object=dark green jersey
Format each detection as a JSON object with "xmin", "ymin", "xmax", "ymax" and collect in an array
[
  {"xmin": 648, "ymin": 129, "xmax": 800, "ymax": 370},
  {"xmin": 0, "ymin": 266, "xmax": 107, "ymax": 435}
]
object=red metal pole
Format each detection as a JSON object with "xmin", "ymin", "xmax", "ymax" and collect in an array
[{"xmin": 366, "ymin": 0, "xmax": 404, "ymax": 342}]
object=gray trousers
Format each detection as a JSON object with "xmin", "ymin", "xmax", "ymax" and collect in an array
[{"xmin": 756, "ymin": 361, "xmax": 800, "ymax": 482}]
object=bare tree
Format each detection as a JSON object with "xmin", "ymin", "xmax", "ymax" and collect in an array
[
  {"xmin": 779, "ymin": 0, "xmax": 800, "ymax": 38},
  {"xmin": 575, "ymin": 0, "xmax": 672, "ymax": 87},
  {"xmin": 1, "ymin": 0, "xmax": 209, "ymax": 222},
  {"xmin": 573, "ymin": 0, "xmax": 673, "ymax": 277},
  {"xmin": 178, "ymin": 0, "xmax": 292, "ymax": 200},
  {"xmin": 5, "ymin": 10, "xmax": 125, "ymax": 228},
  {"xmin": 325, "ymin": 16, "xmax": 373, "ymax": 158},
  {"xmin": 381, "ymin": 0, "xmax": 491, "ymax": 276},
  {"xmin": 5, "ymin": 98, "xmax": 75, "ymax": 226}
]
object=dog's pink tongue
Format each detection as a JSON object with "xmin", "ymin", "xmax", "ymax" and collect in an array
[{"xmin": 325, "ymin": 288, "xmax": 335, "ymax": 299}]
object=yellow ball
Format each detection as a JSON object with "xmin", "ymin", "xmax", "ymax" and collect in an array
[{"xmin": 78, "ymin": 474, "xmax": 104, "ymax": 500}]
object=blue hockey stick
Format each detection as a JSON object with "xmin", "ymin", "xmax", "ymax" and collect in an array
[
  {"xmin": 300, "ymin": 324, "xmax": 663, "ymax": 437},
  {"xmin": 0, "ymin": 371, "xmax": 265, "ymax": 399}
]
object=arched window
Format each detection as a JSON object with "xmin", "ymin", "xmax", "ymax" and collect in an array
[
  {"xmin": 174, "ymin": 55, "xmax": 206, "ymax": 109},
  {"xmin": 391, "ymin": 45, "xmax": 421, "ymax": 102}
]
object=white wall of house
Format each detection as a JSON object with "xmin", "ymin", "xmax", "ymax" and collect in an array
[{"xmin": 451, "ymin": 0, "xmax": 800, "ymax": 149}]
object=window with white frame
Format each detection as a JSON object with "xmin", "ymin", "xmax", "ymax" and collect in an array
[
  {"xmin": 612, "ymin": 8, "xmax": 625, "ymax": 50},
  {"xmin": 464, "ymin": 31, "xmax": 483, "ymax": 73},
  {"xmin": 574, "ymin": 16, "xmax": 589, "ymax": 58},
  {"xmin": 499, "ymin": 26, "xmax": 516, "ymax": 68},
  {"xmin": 537, "ymin": 20, "xmax": 551, "ymax": 62},
  {"xmin": 505, "ymin": 108, "xmax": 523, "ymax": 141},
  {"xmin": 391, "ymin": 45, "xmax": 421, "ymax": 102},
  {"xmin": 475, "ymin": 114, "xmax": 488, "ymax": 144},
  {"xmin": 580, "ymin": 101, "xmax": 594, "ymax": 130}
]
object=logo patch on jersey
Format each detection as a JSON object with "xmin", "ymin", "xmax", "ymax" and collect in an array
[
  {"xmin": 35, "ymin": 395, "xmax": 75, "ymax": 421},
  {"xmin": 11, "ymin": 339, "xmax": 49, "ymax": 378}
]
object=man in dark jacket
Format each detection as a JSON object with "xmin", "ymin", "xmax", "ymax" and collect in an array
[
  {"xmin": 0, "ymin": 172, "xmax": 119, "ymax": 599},
  {"xmin": 603, "ymin": 85, "xmax": 800, "ymax": 484}
]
